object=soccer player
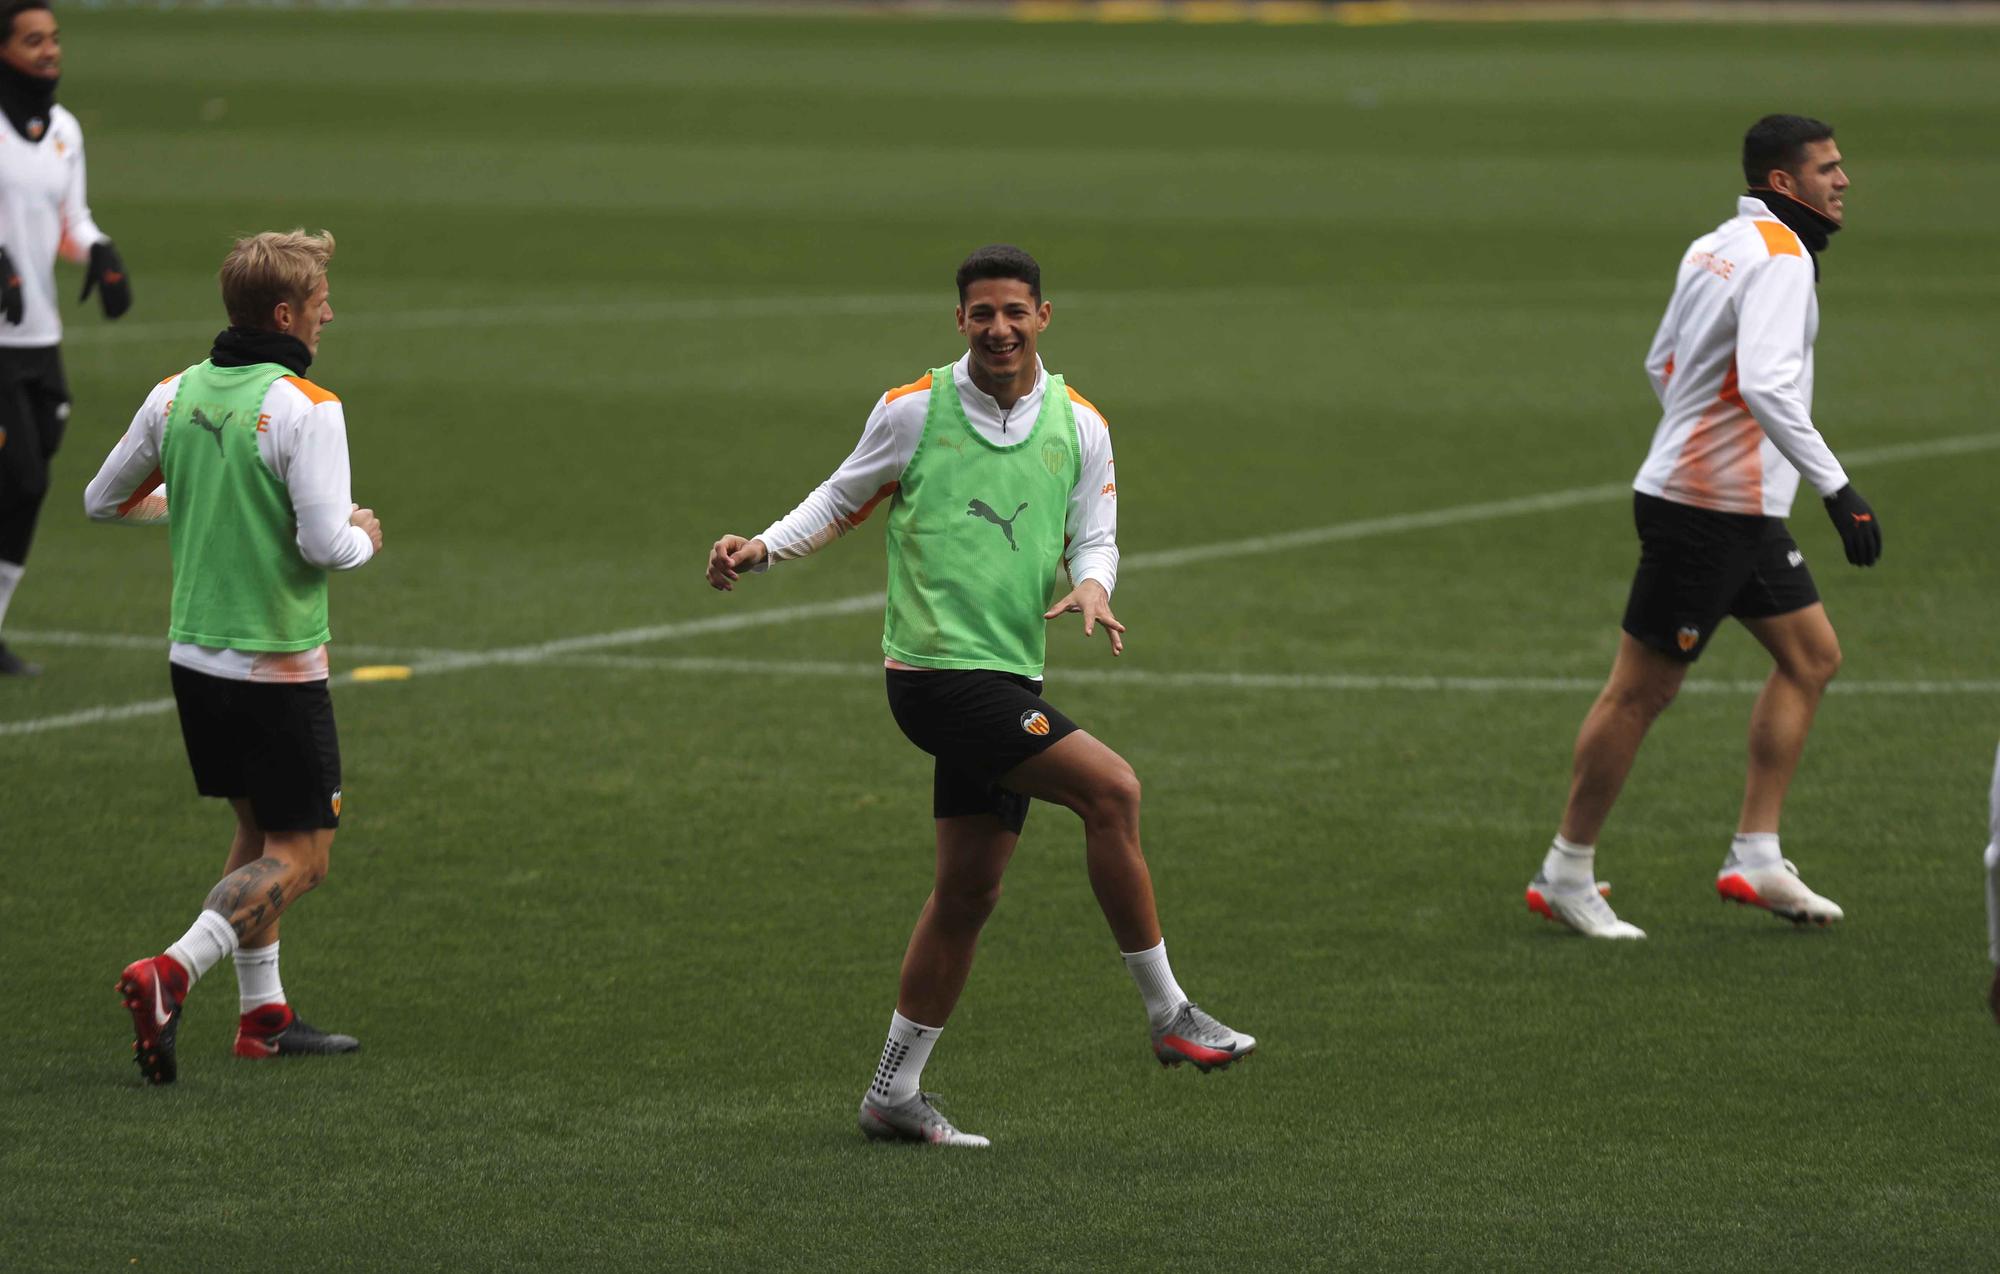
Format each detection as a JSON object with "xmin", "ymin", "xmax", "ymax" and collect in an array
[
  {"xmin": 1526, "ymin": 115, "xmax": 1881, "ymax": 939},
  {"xmin": 706, "ymin": 245, "xmax": 1255, "ymax": 1147},
  {"xmin": 1984, "ymin": 743, "xmax": 1999, "ymax": 1026},
  {"xmin": 84, "ymin": 230, "xmax": 379, "ymax": 1084},
  {"xmin": 0, "ymin": 2, "xmax": 131, "ymax": 676}
]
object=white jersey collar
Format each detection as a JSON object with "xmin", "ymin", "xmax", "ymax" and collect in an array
[
  {"xmin": 1739, "ymin": 194, "xmax": 1775, "ymax": 219},
  {"xmin": 952, "ymin": 352, "xmax": 1047, "ymax": 420}
]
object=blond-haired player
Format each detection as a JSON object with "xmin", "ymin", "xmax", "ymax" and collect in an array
[{"xmin": 85, "ymin": 230, "xmax": 381, "ymax": 1084}]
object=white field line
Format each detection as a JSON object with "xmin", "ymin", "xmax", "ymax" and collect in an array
[{"xmin": 6, "ymin": 428, "xmax": 1996, "ymax": 737}]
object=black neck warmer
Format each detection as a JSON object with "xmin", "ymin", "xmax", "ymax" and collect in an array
[
  {"xmin": 0, "ymin": 61, "xmax": 56, "ymax": 142},
  {"xmin": 210, "ymin": 327, "xmax": 313, "ymax": 377},
  {"xmin": 1748, "ymin": 188, "xmax": 1841, "ymax": 276}
]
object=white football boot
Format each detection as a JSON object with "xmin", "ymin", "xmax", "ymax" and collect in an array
[
  {"xmin": 1526, "ymin": 872, "xmax": 1646, "ymax": 939},
  {"xmin": 1716, "ymin": 852, "xmax": 1844, "ymax": 926},
  {"xmin": 857, "ymin": 1091, "xmax": 991, "ymax": 1147}
]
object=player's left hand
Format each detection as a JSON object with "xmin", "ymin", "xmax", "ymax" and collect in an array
[
  {"xmin": 1045, "ymin": 578, "xmax": 1125, "ymax": 656},
  {"xmin": 80, "ymin": 240, "xmax": 131, "ymax": 319},
  {"xmin": 707, "ymin": 535, "xmax": 767, "ymax": 591}
]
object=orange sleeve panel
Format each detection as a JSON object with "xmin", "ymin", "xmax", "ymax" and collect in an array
[
  {"xmin": 1754, "ymin": 221, "xmax": 1803, "ymax": 258},
  {"xmin": 884, "ymin": 373, "xmax": 932, "ymax": 405},
  {"xmin": 282, "ymin": 376, "xmax": 341, "ymax": 406},
  {"xmin": 1065, "ymin": 385, "xmax": 1106, "ymax": 425},
  {"xmin": 117, "ymin": 467, "xmax": 165, "ymax": 516},
  {"xmin": 847, "ymin": 481, "xmax": 900, "ymax": 527}
]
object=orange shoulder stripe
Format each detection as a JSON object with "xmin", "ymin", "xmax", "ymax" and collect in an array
[
  {"xmin": 1754, "ymin": 221, "xmax": 1803, "ymax": 258},
  {"xmin": 1065, "ymin": 385, "xmax": 1107, "ymax": 425},
  {"xmin": 884, "ymin": 373, "xmax": 932, "ymax": 405},
  {"xmin": 282, "ymin": 375, "xmax": 341, "ymax": 406},
  {"xmin": 158, "ymin": 373, "xmax": 178, "ymax": 386}
]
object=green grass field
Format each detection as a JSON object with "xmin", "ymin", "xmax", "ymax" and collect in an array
[{"xmin": 4, "ymin": 7, "xmax": 1999, "ymax": 1269}]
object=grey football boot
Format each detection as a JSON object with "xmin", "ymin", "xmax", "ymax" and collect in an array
[
  {"xmin": 1151, "ymin": 1001, "xmax": 1256, "ymax": 1072},
  {"xmin": 857, "ymin": 1091, "xmax": 991, "ymax": 1147}
]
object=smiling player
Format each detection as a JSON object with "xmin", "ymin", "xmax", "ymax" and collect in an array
[{"xmin": 706, "ymin": 245, "xmax": 1255, "ymax": 1147}]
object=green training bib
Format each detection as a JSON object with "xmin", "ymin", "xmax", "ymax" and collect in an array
[{"xmin": 882, "ymin": 366, "xmax": 1081, "ymax": 677}]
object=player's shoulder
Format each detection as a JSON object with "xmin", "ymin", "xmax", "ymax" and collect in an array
[
  {"xmin": 882, "ymin": 370, "xmax": 934, "ymax": 406},
  {"xmin": 1058, "ymin": 378, "xmax": 1109, "ymax": 431},
  {"xmin": 49, "ymin": 104, "xmax": 84, "ymax": 143},
  {"xmin": 270, "ymin": 375, "xmax": 342, "ymax": 410},
  {"xmin": 875, "ymin": 369, "xmax": 936, "ymax": 427},
  {"xmin": 1746, "ymin": 218, "xmax": 1805, "ymax": 261}
]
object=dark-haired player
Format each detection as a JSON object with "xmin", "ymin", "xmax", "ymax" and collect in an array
[
  {"xmin": 707, "ymin": 245, "xmax": 1254, "ymax": 1146},
  {"xmin": 1526, "ymin": 115, "xmax": 1880, "ymax": 939},
  {"xmin": 0, "ymin": 1, "xmax": 132, "ymax": 675}
]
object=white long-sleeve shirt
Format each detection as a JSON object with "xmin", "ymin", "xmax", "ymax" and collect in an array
[
  {"xmin": 0, "ymin": 104, "xmax": 108, "ymax": 349},
  {"xmin": 1632, "ymin": 195, "xmax": 1849, "ymax": 518},
  {"xmin": 83, "ymin": 370, "xmax": 374, "ymax": 682},
  {"xmin": 757, "ymin": 353, "xmax": 1119, "ymax": 594}
]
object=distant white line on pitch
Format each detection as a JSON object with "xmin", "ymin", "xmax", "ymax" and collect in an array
[{"xmin": 8, "ymin": 427, "xmax": 1997, "ymax": 737}]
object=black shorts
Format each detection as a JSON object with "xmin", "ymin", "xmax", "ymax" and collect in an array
[
  {"xmin": 1622, "ymin": 492, "xmax": 1820, "ymax": 662},
  {"xmin": 170, "ymin": 664, "xmax": 343, "ymax": 832},
  {"xmin": 0, "ymin": 344, "xmax": 71, "ymax": 563},
  {"xmin": 884, "ymin": 668, "xmax": 1079, "ymax": 835}
]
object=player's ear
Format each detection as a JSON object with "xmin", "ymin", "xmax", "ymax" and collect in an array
[{"xmin": 1037, "ymin": 301, "xmax": 1051, "ymax": 331}]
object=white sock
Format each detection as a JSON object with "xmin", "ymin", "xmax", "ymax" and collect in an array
[
  {"xmin": 867, "ymin": 1010, "xmax": 941, "ymax": 1107},
  {"xmin": 165, "ymin": 910, "xmax": 238, "ymax": 984},
  {"xmin": 1121, "ymin": 940, "xmax": 1188, "ymax": 1029},
  {"xmin": 1541, "ymin": 834, "xmax": 1596, "ymax": 890},
  {"xmin": 233, "ymin": 941, "xmax": 285, "ymax": 1013},
  {"xmin": 1730, "ymin": 832, "xmax": 1783, "ymax": 870},
  {"xmin": 0, "ymin": 559, "xmax": 21, "ymax": 633}
]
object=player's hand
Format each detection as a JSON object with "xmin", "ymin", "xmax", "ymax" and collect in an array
[
  {"xmin": 80, "ymin": 240, "xmax": 132, "ymax": 319},
  {"xmin": 0, "ymin": 248, "xmax": 21, "ymax": 325},
  {"xmin": 1822, "ymin": 484, "xmax": 1881, "ymax": 567},
  {"xmin": 1044, "ymin": 578, "xmax": 1125, "ymax": 656},
  {"xmin": 707, "ymin": 535, "xmax": 766, "ymax": 591},
  {"xmin": 349, "ymin": 504, "xmax": 383, "ymax": 553}
]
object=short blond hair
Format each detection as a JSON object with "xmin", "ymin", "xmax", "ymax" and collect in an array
[{"xmin": 219, "ymin": 229, "xmax": 336, "ymax": 329}]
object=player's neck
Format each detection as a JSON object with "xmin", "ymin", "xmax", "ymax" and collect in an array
[{"xmin": 965, "ymin": 361, "xmax": 1035, "ymax": 411}]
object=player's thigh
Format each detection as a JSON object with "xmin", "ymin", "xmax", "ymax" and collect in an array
[
  {"xmin": 1741, "ymin": 602, "xmax": 1840, "ymax": 684},
  {"xmin": 1604, "ymin": 631, "xmax": 1691, "ymax": 707},
  {"xmin": 1001, "ymin": 730, "xmax": 1139, "ymax": 816},
  {"xmin": 170, "ymin": 664, "xmax": 252, "ymax": 800},
  {"xmin": 932, "ymin": 813, "xmax": 1019, "ymax": 899},
  {"xmin": 24, "ymin": 350, "xmax": 69, "ymax": 462}
]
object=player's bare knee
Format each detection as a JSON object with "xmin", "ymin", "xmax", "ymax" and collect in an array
[
  {"xmin": 1084, "ymin": 766, "xmax": 1142, "ymax": 831},
  {"xmin": 938, "ymin": 880, "xmax": 1003, "ymax": 926}
]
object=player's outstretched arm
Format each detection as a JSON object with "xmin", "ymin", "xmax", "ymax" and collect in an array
[
  {"xmin": 706, "ymin": 535, "xmax": 768, "ymax": 591},
  {"xmin": 1044, "ymin": 578, "xmax": 1125, "ymax": 657}
]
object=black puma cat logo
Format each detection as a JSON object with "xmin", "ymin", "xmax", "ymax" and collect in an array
[
  {"xmin": 967, "ymin": 499, "xmax": 1028, "ymax": 551},
  {"xmin": 192, "ymin": 406, "xmax": 231, "ymax": 457}
]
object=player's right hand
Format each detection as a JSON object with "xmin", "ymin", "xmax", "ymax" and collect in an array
[
  {"xmin": 707, "ymin": 535, "xmax": 766, "ymax": 591},
  {"xmin": 0, "ymin": 248, "xmax": 21, "ymax": 325},
  {"xmin": 1822, "ymin": 484, "xmax": 1881, "ymax": 567},
  {"xmin": 350, "ymin": 504, "xmax": 383, "ymax": 552}
]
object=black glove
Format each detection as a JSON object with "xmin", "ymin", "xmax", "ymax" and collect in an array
[
  {"xmin": 80, "ymin": 240, "xmax": 131, "ymax": 319},
  {"xmin": 1823, "ymin": 483, "xmax": 1881, "ymax": 567},
  {"xmin": 0, "ymin": 247, "xmax": 20, "ymax": 325}
]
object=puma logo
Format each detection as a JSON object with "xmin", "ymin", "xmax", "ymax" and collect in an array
[
  {"xmin": 192, "ymin": 406, "xmax": 232, "ymax": 457},
  {"xmin": 967, "ymin": 499, "xmax": 1028, "ymax": 551},
  {"xmin": 935, "ymin": 435, "xmax": 967, "ymax": 455}
]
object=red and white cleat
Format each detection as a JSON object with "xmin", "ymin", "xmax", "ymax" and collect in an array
[
  {"xmin": 1716, "ymin": 855, "xmax": 1844, "ymax": 926},
  {"xmin": 1151, "ymin": 1001, "xmax": 1256, "ymax": 1072},
  {"xmin": 116, "ymin": 954, "xmax": 189, "ymax": 1085},
  {"xmin": 1526, "ymin": 874, "xmax": 1645, "ymax": 939}
]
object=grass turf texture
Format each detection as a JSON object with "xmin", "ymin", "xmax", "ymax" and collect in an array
[{"xmin": 4, "ymin": 9, "xmax": 1999, "ymax": 1270}]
